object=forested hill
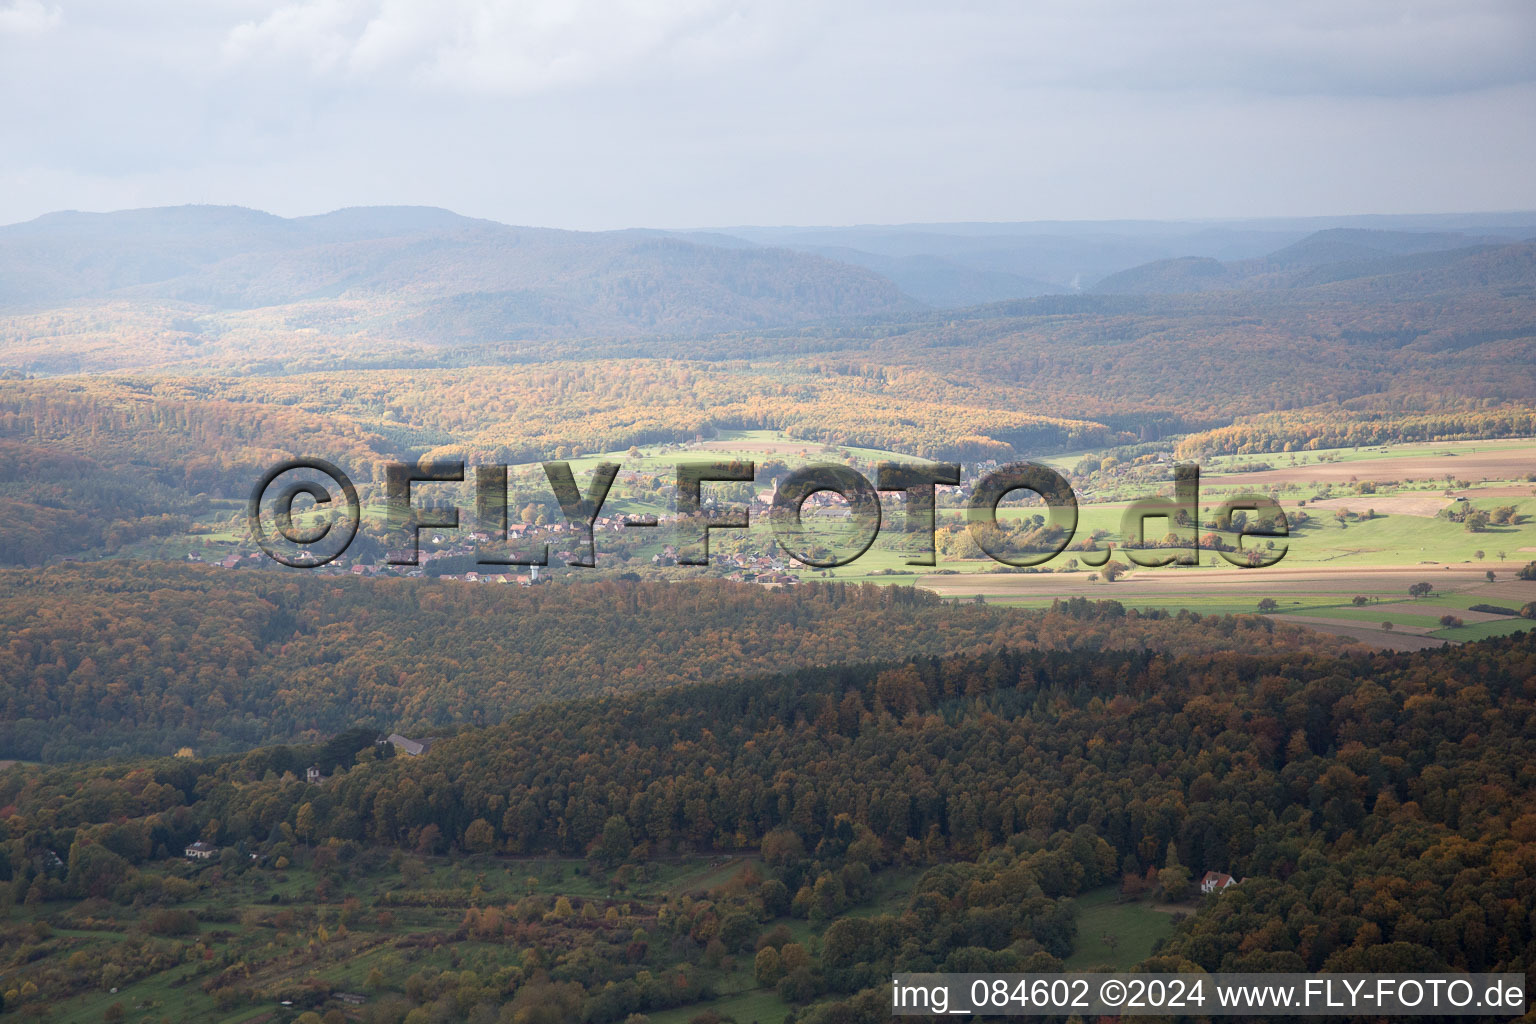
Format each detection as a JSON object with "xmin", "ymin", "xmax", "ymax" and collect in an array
[
  {"xmin": 0, "ymin": 565, "xmax": 1332, "ymax": 762},
  {"xmin": 3, "ymin": 621, "xmax": 1531, "ymax": 1019},
  {"xmin": 0, "ymin": 205, "xmax": 918, "ymax": 338},
  {"xmin": 292, "ymin": 622, "xmax": 1536, "ymax": 882}
]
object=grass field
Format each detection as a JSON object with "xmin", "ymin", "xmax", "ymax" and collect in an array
[
  {"xmin": 648, "ymin": 988, "xmax": 789, "ymax": 1024},
  {"xmin": 1432, "ymin": 617, "xmax": 1536, "ymax": 642},
  {"xmin": 1063, "ymin": 887, "xmax": 1178, "ymax": 971}
]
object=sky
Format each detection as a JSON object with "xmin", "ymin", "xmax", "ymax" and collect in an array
[{"xmin": 0, "ymin": 0, "xmax": 1533, "ymax": 230}]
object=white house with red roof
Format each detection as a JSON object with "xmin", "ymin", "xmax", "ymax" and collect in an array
[{"xmin": 1199, "ymin": 870, "xmax": 1240, "ymax": 894}]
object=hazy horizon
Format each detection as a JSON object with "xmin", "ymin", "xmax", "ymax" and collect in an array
[{"xmin": 5, "ymin": 201, "xmax": 1536, "ymax": 236}]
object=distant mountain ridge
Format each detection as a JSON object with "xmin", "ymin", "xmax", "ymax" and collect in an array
[
  {"xmin": 0, "ymin": 205, "xmax": 921, "ymax": 338},
  {"xmin": 1, "ymin": 205, "xmax": 1534, "ymax": 366},
  {"xmin": 707, "ymin": 216, "xmax": 1535, "ymax": 305},
  {"xmin": 1091, "ymin": 228, "xmax": 1536, "ymax": 295}
]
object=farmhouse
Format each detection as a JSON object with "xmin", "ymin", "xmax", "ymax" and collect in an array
[
  {"xmin": 1199, "ymin": 870, "xmax": 1241, "ymax": 894},
  {"xmin": 184, "ymin": 841, "xmax": 218, "ymax": 860},
  {"xmin": 388, "ymin": 733, "xmax": 429, "ymax": 757}
]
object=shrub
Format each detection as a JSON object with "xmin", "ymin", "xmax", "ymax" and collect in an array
[
  {"xmin": 143, "ymin": 909, "xmax": 198, "ymax": 936},
  {"xmin": 754, "ymin": 946, "xmax": 782, "ymax": 986},
  {"xmin": 777, "ymin": 966, "xmax": 820, "ymax": 1003}
]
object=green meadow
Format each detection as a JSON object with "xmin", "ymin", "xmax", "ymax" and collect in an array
[{"xmin": 1063, "ymin": 887, "xmax": 1178, "ymax": 971}]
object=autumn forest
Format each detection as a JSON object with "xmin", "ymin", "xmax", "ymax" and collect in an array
[{"xmin": 0, "ymin": 205, "xmax": 1534, "ymax": 1023}]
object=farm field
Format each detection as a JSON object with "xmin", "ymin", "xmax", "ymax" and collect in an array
[
  {"xmin": 1199, "ymin": 439, "xmax": 1536, "ymax": 486},
  {"xmin": 689, "ymin": 435, "xmax": 1536, "ymax": 649},
  {"xmin": 917, "ymin": 565, "xmax": 1536, "ymax": 649}
]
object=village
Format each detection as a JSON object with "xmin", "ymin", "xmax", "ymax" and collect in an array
[{"xmin": 202, "ymin": 493, "xmax": 811, "ymax": 585}]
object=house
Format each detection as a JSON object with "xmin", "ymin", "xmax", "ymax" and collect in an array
[
  {"xmin": 388, "ymin": 733, "xmax": 428, "ymax": 757},
  {"xmin": 219, "ymin": 555, "xmax": 241, "ymax": 569},
  {"xmin": 306, "ymin": 765, "xmax": 323, "ymax": 784},
  {"xmin": 184, "ymin": 841, "xmax": 218, "ymax": 860},
  {"xmin": 1199, "ymin": 870, "xmax": 1240, "ymax": 894}
]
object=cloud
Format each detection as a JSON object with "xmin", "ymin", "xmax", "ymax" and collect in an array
[
  {"xmin": 223, "ymin": 0, "xmax": 784, "ymax": 95},
  {"xmin": 215, "ymin": 0, "xmax": 1536, "ymax": 100},
  {"xmin": 2, "ymin": 0, "xmax": 1534, "ymax": 227},
  {"xmin": 0, "ymin": 0, "xmax": 62, "ymax": 35},
  {"xmin": 1018, "ymin": 0, "xmax": 1536, "ymax": 97}
]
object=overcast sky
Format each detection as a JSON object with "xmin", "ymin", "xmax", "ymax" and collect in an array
[{"xmin": 0, "ymin": 0, "xmax": 1533, "ymax": 229}]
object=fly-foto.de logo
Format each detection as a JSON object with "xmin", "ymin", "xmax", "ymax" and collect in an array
[{"xmin": 249, "ymin": 458, "xmax": 1288, "ymax": 571}]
